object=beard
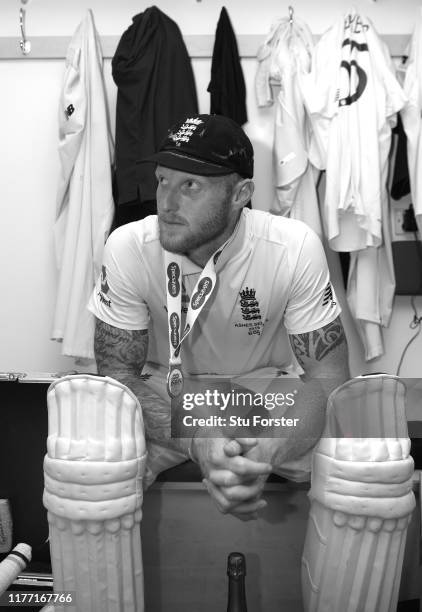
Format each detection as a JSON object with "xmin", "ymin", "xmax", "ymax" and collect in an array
[{"xmin": 158, "ymin": 197, "xmax": 231, "ymax": 254}]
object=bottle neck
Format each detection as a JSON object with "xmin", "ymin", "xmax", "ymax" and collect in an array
[{"xmin": 227, "ymin": 576, "xmax": 247, "ymax": 612}]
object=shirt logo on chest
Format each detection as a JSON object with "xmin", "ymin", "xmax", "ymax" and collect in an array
[
  {"xmin": 235, "ymin": 287, "xmax": 265, "ymax": 336},
  {"xmin": 239, "ymin": 287, "xmax": 262, "ymax": 321}
]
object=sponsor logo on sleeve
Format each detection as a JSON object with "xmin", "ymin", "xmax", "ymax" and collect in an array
[
  {"xmin": 322, "ymin": 282, "xmax": 336, "ymax": 308},
  {"xmin": 98, "ymin": 265, "xmax": 111, "ymax": 308}
]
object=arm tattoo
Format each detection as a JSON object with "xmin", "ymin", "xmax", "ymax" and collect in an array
[
  {"xmin": 94, "ymin": 319, "xmax": 148, "ymax": 376},
  {"xmin": 289, "ymin": 316, "xmax": 346, "ymax": 368},
  {"xmin": 93, "ymin": 318, "xmax": 183, "ymax": 449}
]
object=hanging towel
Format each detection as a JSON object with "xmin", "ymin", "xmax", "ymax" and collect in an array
[
  {"xmin": 112, "ymin": 6, "xmax": 198, "ymax": 219},
  {"xmin": 255, "ymin": 16, "xmax": 322, "ymax": 238},
  {"xmin": 207, "ymin": 7, "xmax": 247, "ymax": 125},
  {"xmin": 401, "ymin": 12, "xmax": 422, "ymax": 235},
  {"xmin": 300, "ymin": 11, "xmax": 406, "ymax": 360},
  {"xmin": 51, "ymin": 10, "xmax": 114, "ymax": 360}
]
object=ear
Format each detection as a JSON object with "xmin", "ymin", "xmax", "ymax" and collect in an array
[{"xmin": 231, "ymin": 179, "xmax": 255, "ymax": 210}]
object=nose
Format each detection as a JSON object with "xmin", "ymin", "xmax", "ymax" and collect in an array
[{"xmin": 157, "ymin": 184, "xmax": 179, "ymax": 213}]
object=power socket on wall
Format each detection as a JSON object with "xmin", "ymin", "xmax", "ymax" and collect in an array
[
  {"xmin": 391, "ymin": 203, "xmax": 418, "ymax": 241},
  {"xmin": 394, "ymin": 209, "xmax": 407, "ymax": 235}
]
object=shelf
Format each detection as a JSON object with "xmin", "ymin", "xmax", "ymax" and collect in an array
[{"xmin": 0, "ymin": 33, "xmax": 411, "ymax": 60}]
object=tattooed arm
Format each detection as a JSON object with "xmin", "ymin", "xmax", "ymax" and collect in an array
[
  {"xmin": 280, "ymin": 315, "xmax": 349, "ymax": 459},
  {"xmin": 246, "ymin": 315, "xmax": 350, "ymax": 468},
  {"xmin": 94, "ymin": 317, "xmax": 189, "ymax": 454},
  {"xmin": 289, "ymin": 315, "xmax": 349, "ymax": 381}
]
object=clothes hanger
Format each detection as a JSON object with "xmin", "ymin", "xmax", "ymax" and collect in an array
[{"xmin": 19, "ymin": 0, "xmax": 31, "ymax": 55}]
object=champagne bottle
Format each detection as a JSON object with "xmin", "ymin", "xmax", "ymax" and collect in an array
[{"xmin": 226, "ymin": 552, "xmax": 247, "ymax": 612}]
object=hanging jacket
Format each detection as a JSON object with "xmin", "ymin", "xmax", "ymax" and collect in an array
[
  {"xmin": 112, "ymin": 6, "xmax": 198, "ymax": 217},
  {"xmin": 207, "ymin": 7, "xmax": 247, "ymax": 125},
  {"xmin": 52, "ymin": 10, "xmax": 114, "ymax": 360}
]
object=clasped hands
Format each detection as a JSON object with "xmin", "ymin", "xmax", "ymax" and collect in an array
[{"xmin": 191, "ymin": 435, "xmax": 275, "ymax": 521}]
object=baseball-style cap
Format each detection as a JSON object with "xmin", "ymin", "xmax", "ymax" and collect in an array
[{"xmin": 142, "ymin": 114, "xmax": 254, "ymax": 178}]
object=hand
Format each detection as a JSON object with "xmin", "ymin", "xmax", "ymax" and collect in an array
[{"xmin": 192, "ymin": 436, "xmax": 272, "ymax": 521}]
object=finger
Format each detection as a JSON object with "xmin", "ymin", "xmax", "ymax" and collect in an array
[
  {"xmin": 218, "ymin": 480, "xmax": 267, "ymax": 502},
  {"xmin": 233, "ymin": 438, "xmax": 258, "ymax": 450},
  {"xmin": 229, "ymin": 455, "xmax": 272, "ymax": 477},
  {"xmin": 203, "ymin": 479, "xmax": 267, "ymax": 515},
  {"xmin": 207, "ymin": 469, "xmax": 246, "ymax": 488},
  {"xmin": 224, "ymin": 438, "xmax": 257, "ymax": 457}
]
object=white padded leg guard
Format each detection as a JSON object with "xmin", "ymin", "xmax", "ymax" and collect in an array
[
  {"xmin": 301, "ymin": 375, "xmax": 416, "ymax": 612},
  {"xmin": 43, "ymin": 375, "xmax": 147, "ymax": 612}
]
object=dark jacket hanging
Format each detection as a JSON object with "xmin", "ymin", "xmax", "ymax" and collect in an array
[
  {"xmin": 207, "ymin": 7, "xmax": 247, "ymax": 126},
  {"xmin": 111, "ymin": 6, "xmax": 198, "ymax": 224}
]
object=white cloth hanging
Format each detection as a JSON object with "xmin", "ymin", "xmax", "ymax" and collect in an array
[
  {"xmin": 300, "ymin": 11, "xmax": 406, "ymax": 360},
  {"xmin": 255, "ymin": 17, "xmax": 323, "ymax": 238},
  {"xmin": 51, "ymin": 10, "xmax": 114, "ymax": 360},
  {"xmin": 401, "ymin": 11, "xmax": 422, "ymax": 236}
]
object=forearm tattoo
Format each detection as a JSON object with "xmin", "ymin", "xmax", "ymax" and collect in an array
[
  {"xmin": 289, "ymin": 316, "xmax": 346, "ymax": 368},
  {"xmin": 93, "ymin": 318, "xmax": 178, "ymax": 446}
]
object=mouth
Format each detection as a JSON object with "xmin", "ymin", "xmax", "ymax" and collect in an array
[{"xmin": 158, "ymin": 216, "xmax": 185, "ymax": 226}]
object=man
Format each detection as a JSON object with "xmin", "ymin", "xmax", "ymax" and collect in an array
[{"xmin": 88, "ymin": 113, "xmax": 349, "ymax": 521}]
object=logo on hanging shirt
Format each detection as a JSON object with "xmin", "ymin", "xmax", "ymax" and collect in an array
[
  {"xmin": 98, "ymin": 265, "xmax": 111, "ymax": 308},
  {"xmin": 322, "ymin": 282, "xmax": 336, "ymax": 308},
  {"xmin": 169, "ymin": 117, "xmax": 204, "ymax": 146},
  {"xmin": 65, "ymin": 104, "xmax": 75, "ymax": 119},
  {"xmin": 336, "ymin": 15, "xmax": 369, "ymax": 107}
]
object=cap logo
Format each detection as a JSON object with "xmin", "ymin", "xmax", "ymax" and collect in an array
[{"xmin": 169, "ymin": 118, "xmax": 204, "ymax": 146}]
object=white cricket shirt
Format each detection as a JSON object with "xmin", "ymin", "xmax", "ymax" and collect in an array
[{"xmin": 88, "ymin": 209, "xmax": 341, "ymax": 375}]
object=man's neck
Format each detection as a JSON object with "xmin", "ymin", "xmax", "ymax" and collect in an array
[{"xmin": 185, "ymin": 214, "xmax": 241, "ymax": 267}]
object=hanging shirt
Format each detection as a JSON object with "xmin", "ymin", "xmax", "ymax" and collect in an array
[
  {"xmin": 255, "ymin": 17, "xmax": 323, "ymax": 238},
  {"xmin": 87, "ymin": 209, "xmax": 341, "ymax": 376},
  {"xmin": 300, "ymin": 11, "xmax": 406, "ymax": 360},
  {"xmin": 207, "ymin": 7, "xmax": 247, "ymax": 126},
  {"xmin": 401, "ymin": 12, "xmax": 422, "ymax": 234},
  {"xmin": 112, "ymin": 7, "xmax": 198, "ymax": 217},
  {"xmin": 300, "ymin": 11, "xmax": 406, "ymax": 251},
  {"xmin": 51, "ymin": 10, "xmax": 114, "ymax": 360}
]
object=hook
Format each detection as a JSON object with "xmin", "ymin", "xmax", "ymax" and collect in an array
[
  {"xmin": 19, "ymin": 7, "xmax": 31, "ymax": 55},
  {"xmin": 288, "ymin": 5, "xmax": 294, "ymax": 26}
]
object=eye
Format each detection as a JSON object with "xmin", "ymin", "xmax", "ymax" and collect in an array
[
  {"xmin": 156, "ymin": 173, "xmax": 167, "ymax": 186},
  {"xmin": 184, "ymin": 179, "xmax": 200, "ymax": 191}
]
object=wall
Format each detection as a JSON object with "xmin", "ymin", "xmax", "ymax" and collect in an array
[{"xmin": 0, "ymin": 0, "xmax": 421, "ymax": 380}]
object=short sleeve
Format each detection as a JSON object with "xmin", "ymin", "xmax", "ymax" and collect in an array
[
  {"xmin": 283, "ymin": 228, "xmax": 341, "ymax": 334},
  {"xmin": 87, "ymin": 226, "xmax": 149, "ymax": 330}
]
